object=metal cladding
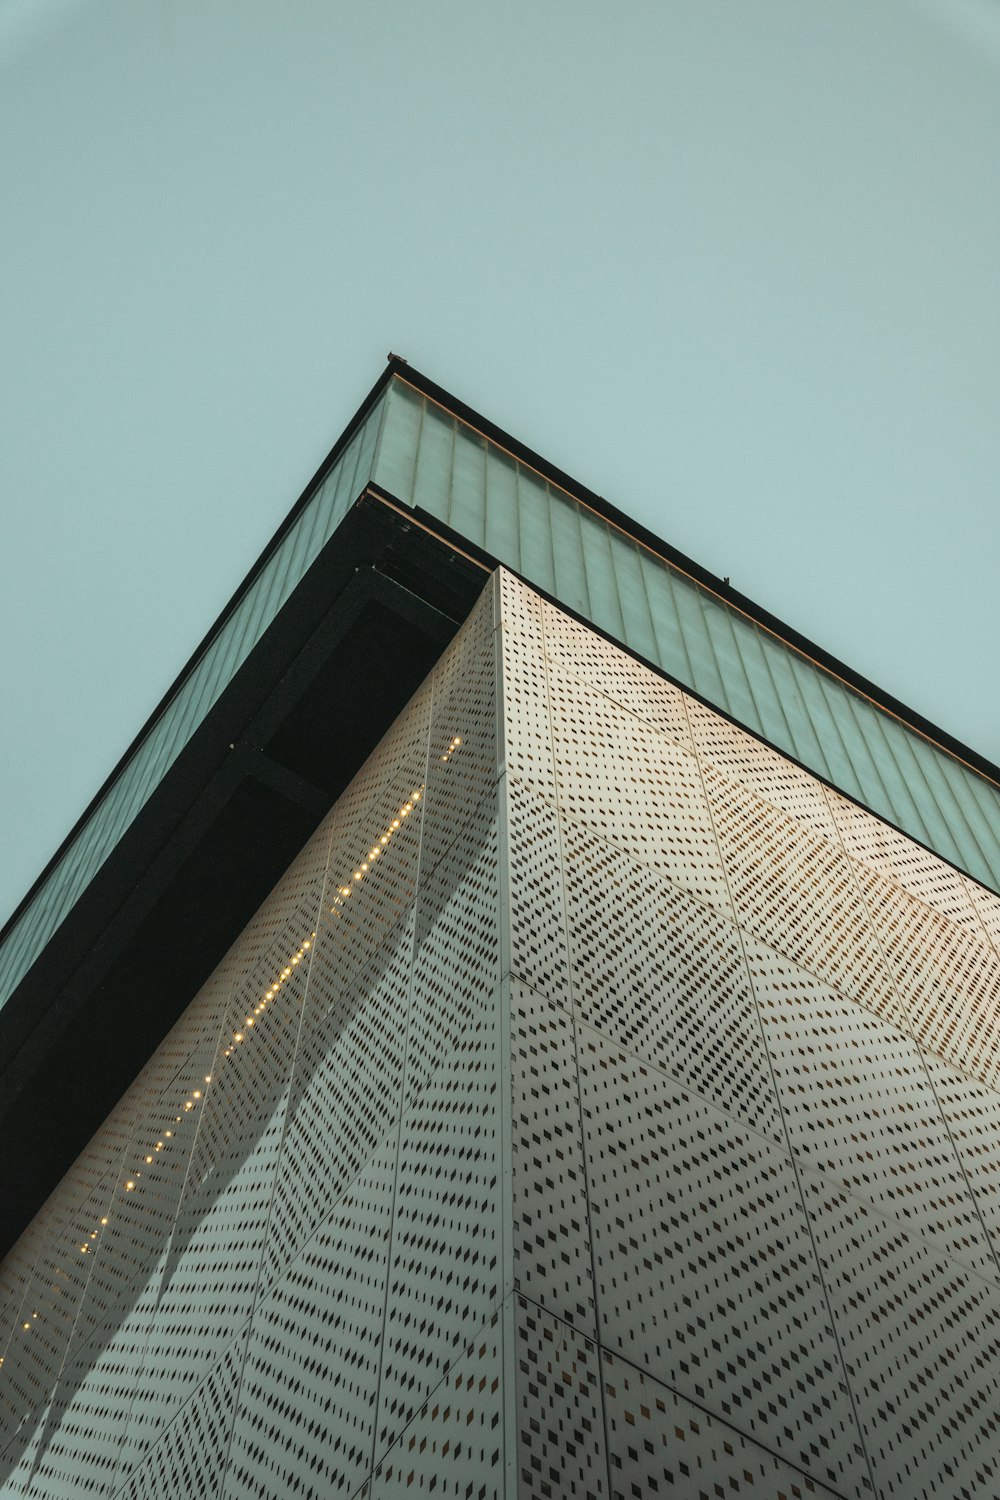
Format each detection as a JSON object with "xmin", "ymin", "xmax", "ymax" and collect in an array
[{"xmin": 2, "ymin": 571, "xmax": 1000, "ymax": 1497}]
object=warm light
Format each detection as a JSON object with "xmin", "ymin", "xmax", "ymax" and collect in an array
[
  {"xmin": 234, "ymin": 1032, "xmax": 244, "ymax": 1043},
  {"xmin": 204, "ymin": 1076, "xmax": 211, "ymax": 1083},
  {"xmin": 392, "ymin": 819, "xmax": 400, "ymax": 829},
  {"xmin": 22, "ymin": 1322, "xmax": 29, "ymax": 1331},
  {"xmin": 145, "ymin": 1156, "xmax": 153, "ymax": 1164},
  {"xmin": 100, "ymin": 1217, "xmax": 108, "ymax": 1226},
  {"xmin": 165, "ymin": 1131, "xmax": 173, "ymax": 1138},
  {"xmin": 125, "ymin": 1181, "xmax": 136, "ymax": 1191},
  {"xmin": 193, "ymin": 1091, "xmax": 201, "ymax": 1100}
]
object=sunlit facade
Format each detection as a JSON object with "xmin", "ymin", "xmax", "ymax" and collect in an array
[{"xmin": 2, "ymin": 364, "xmax": 1000, "ymax": 1497}]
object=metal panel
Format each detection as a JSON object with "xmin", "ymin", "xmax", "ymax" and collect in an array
[
  {"xmin": 112, "ymin": 1329, "xmax": 247, "ymax": 1500},
  {"xmin": 559, "ymin": 816, "xmax": 782, "ymax": 1143},
  {"xmin": 374, "ymin": 982, "xmax": 504, "ymax": 1459},
  {"xmin": 513, "ymin": 1298, "xmax": 607, "ymax": 1500},
  {"xmin": 803, "ymin": 1173, "xmax": 1000, "ymax": 1499},
  {"xmin": 827, "ymin": 789, "xmax": 983, "ymax": 934},
  {"xmin": 223, "ymin": 1133, "xmax": 398, "ymax": 1500},
  {"xmin": 262, "ymin": 913, "xmax": 413, "ymax": 1291},
  {"xmin": 538, "ymin": 595, "xmax": 691, "ymax": 750},
  {"xmin": 577, "ymin": 1023, "xmax": 865, "ymax": 1497},
  {"xmin": 406, "ymin": 795, "xmax": 500, "ymax": 1109},
  {"xmin": 366, "ymin": 1310, "xmax": 506, "ymax": 1500},
  {"xmin": 704, "ymin": 762, "xmax": 896, "ymax": 1026},
  {"xmin": 686, "ymin": 698, "xmax": 839, "ymax": 842},
  {"xmin": 916, "ymin": 1049, "xmax": 1000, "ymax": 1275},
  {"xmin": 601, "ymin": 1352, "xmax": 844, "ymax": 1500},
  {"xmin": 747, "ymin": 933, "xmax": 995, "ymax": 1277},
  {"xmin": 547, "ymin": 666, "xmax": 732, "ymax": 918},
  {"xmin": 509, "ymin": 980, "xmax": 595, "ymax": 1334},
  {"xmin": 853, "ymin": 859, "xmax": 1000, "ymax": 1092},
  {"xmin": 504, "ymin": 777, "xmax": 571, "ymax": 1009}
]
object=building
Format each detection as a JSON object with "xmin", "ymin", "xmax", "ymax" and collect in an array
[{"xmin": 2, "ymin": 360, "xmax": 1000, "ymax": 1498}]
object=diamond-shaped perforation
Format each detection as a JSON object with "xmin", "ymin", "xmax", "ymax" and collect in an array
[
  {"xmin": 855, "ymin": 862, "xmax": 1000, "ymax": 1091},
  {"xmin": 918, "ymin": 1050, "xmax": 1000, "ymax": 1276},
  {"xmin": 560, "ymin": 818, "xmax": 781, "ymax": 1142},
  {"xmin": 748, "ymin": 934, "xmax": 994, "ymax": 1276},
  {"xmin": 509, "ymin": 980, "xmax": 594, "ymax": 1333},
  {"xmin": 223, "ymin": 1133, "xmax": 398, "ymax": 1500},
  {"xmin": 602, "ymin": 1351, "xmax": 844, "ymax": 1500},
  {"xmin": 365, "ymin": 1312, "xmax": 504, "ymax": 1500},
  {"xmin": 0, "ymin": 1396, "xmax": 54, "ymax": 1497},
  {"xmin": 375, "ymin": 993, "xmax": 503, "ymax": 1458},
  {"xmin": 578, "ymin": 1028, "xmax": 864, "ymax": 1494},
  {"xmin": 514, "ymin": 1297, "xmax": 607, "ymax": 1500},
  {"xmin": 539, "ymin": 597, "xmax": 692, "ymax": 750},
  {"xmin": 0, "ymin": 1159, "xmax": 123, "ymax": 1458},
  {"xmin": 687, "ymin": 700, "xmax": 839, "ymax": 842},
  {"xmin": 827, "ymin": 790, "xmax": 984, "ymax": 935},
  {"xmin": 113, "ymin": 1328, "xmax": 246, "ymax": 1500},
  {"xmin": 499, "ymin": 622, "xmax": 557, "ymax": 801},
  {"xmin": 406, "ymin": 795, "xmax": 500, "ymax": 1109},
  {"xmin": 548, "ymin": 670, "xmax": 732, "ymax": 915},
  {"xmin": 506, "ymin": 777, "xmax": 571, "ymax": 1007},
  {"xmin": 18, "ymin": 1263, "xmax": 167, "ymax": 1499},
  {"xmin": 802, "ymin": 1171, "xmax": 1000, "ymax": 1500},
  {"xmin": 126, "ymin": 892, "xmax": 319, "ymax": 1463},
  {"xmin": 421, "ymin": 582, "xmax": 498, "ymax": 874},
  {"xmin": 705, "ymin": 765, "xmax": 894, "ymax": 1024},
  {"xmin": 262, "ymin": 913, "xmax": 413, "ymax": 1288}
]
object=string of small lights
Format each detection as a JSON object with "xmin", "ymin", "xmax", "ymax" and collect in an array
[{"xmin": 3, "ymin": 736, "xmax": 462, "ymax": 1364}]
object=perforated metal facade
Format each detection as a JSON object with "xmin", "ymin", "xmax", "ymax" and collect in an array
[{"xmin": 3, "ymin": 570, "xmax": 1000, "ymax": 1498}]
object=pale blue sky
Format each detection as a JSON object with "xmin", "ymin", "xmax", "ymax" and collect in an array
[{"xmin": 2, "ymin": 0, "xmax": 999, "ymax": 926}]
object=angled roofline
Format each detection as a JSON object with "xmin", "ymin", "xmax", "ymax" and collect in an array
[{"xmin": 394, "ymin": 359, "xmax": 1000, "ymax": 795}]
